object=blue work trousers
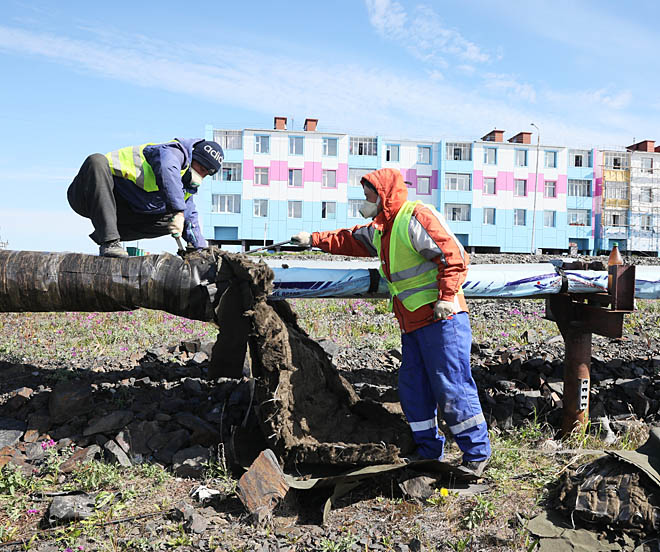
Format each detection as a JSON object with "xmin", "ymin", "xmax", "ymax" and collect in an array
[{"xmin": 399, "ymin": 312, "xmax": 491, "ymax": 462}]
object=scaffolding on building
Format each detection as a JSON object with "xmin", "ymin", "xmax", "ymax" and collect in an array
[{"xmin": 599, "ymin": 145, "xmax": 660, "ymax": 255}]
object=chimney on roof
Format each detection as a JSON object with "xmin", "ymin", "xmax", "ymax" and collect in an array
[
  {"xmin": 628, "ymin": 139, "xmax": 655, "ymax": 152},
  {"xmin": 304, "ymin": 118, "xmax": 318, "ymax": 132},
  {"xmin": 655, "ymin": 145, "xmax": 660, "ymax": 153},
  {"xmin": 482, "ymin": 129, "xmax": 505, "ymax": 142},
  {"xmin": 274, "ymin": 116, "xmax": 287, "ymax": 130},
  {"xmin": 508, "ymin": 132, "xmax": 532, "ymax": 145}
]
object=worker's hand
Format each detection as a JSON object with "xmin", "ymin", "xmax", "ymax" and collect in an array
[
  {"xmin": 291, "ymin": 231, "xmax": 312, "ymax": 247},
  {"xmin": 168, "ymin": 212, "xmax": 185, "ymax": 237},
  {"xmin": 433, "ymin": 300, "xmax": 455, "ymax": 320}
]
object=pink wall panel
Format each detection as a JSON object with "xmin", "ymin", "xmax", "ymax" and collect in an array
[
  {"xmin": 400, "ymin": 168, "xmax": 417, "ymax": 185},
  {"xmin": 497, "ymin": 171, "xmax": 514, "ymax": 192},
  {"xmin": 472, "ymin": 170, "xmax": 483, "ymax": 191},
  {"xmin": 243, "ymin": 159, "xmax": 254, "ymax": 181},
  {"xmin": 270, "ymin": 160, "xmax": 288, "ymax": 181},
  {"xmin": 431, "ymin": 170, "xmax": 438, "ymax": 190},
  {"xmin": 337, "ymin": 163, "xmax": 348, "ymax": 183},
  {"xmin": 528, "ymin": 172, "xmax": 545, "ymax": 193},
  {"xmin": 303, "ymin": 161, "xmax": 321, "ymax": 182},
  {"xmin": 557, "ymin": 174, "xmax": 567, "ymax": 194}
]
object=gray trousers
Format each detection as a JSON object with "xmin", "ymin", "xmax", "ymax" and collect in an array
[{"xmin": 67, "ymin": 154, "xmax": 171, "ymax": 245}]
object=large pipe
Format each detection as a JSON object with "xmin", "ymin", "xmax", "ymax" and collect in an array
[{"xmin": 0, "ymin": 250, "xmax": 219, "ymax": 321}]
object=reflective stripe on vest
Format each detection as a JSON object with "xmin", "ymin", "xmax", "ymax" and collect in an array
[
  {"xmin": 374, "ymin": 200, "xmax": 463, "ymax": 312},
  {"xmin": 105, "ymin": 140, "xmax": 190, "ymax": 199}
]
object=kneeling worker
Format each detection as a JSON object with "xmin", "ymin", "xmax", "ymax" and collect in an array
[
  {"xmin": 291, "ymin": 168, "xmax": 491, "ymax": 477},
  {"xmin": 68, "ymin": 138, "xmax": 223, "ymax": 257}
]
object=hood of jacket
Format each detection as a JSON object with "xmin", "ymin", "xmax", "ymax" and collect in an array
[{"xmin": 362, "ymin": 168, "xmax": 409, "ymax": 229}]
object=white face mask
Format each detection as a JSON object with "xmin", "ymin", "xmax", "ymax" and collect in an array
[
  {"xmin": 189, "ymin": 167, "xmax": 205, "ymax": 188},
  {"xmin": 359, "ymin": 197, "xmax": 381, "ymax": 218}
]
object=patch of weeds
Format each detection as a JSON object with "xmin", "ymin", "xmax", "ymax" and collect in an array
[
  {"xmin": 318, "ymin": 531, "xmax": 358, "ymax": 552},
  {"xmin": 204, "ymin": 446, "xmax": 237, "ymax": 494},
  {"xmin": 461, "ymin": 495, "xmax": 495, "ymax": 529},
  {"xmin": 0, "ymin": 524, "xmax": 18, "ymax": 543},
  {"xmin": 138, "ymin": 462, "xmax": 171, "ymax": 486},
  {"xmin": 426, "ymin": 487, "xmax": 451, "ymax": 506},
  {"xmin": 447, "ymin": 535, "xmax": 472, "ymax": 552},
  {"xmin": 123, "ymin": 537, "xmax": 157, "ymax": 551},
  {"xmin": 165, "ymin": 524, "xmax": 192, "ymax": 547},
  {"xmin": 70, "ymin": 460, "xmax": 124, "ymax": 492}
]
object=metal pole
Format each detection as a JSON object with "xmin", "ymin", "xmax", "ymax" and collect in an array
[
  {"xmin": 530, "ymin": 123, "xmax": 540, "ymax": 254},
  {"xmin": 561, "ymin": 328, "xmax": 592, "ymax": 435}
]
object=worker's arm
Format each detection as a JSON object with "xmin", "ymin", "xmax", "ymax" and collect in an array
[
  {"xmin": 182, "ymin": 198, "xmax": 207, "ymax": 249},
  {"xmin": 311, "ymin": 224, "xmax": 378, "ymax": 258},
  {"xmin": 408, "ymin": 204, "xmax": 468, "ymax": 302},
  {"xmin": 145, "ymin": 143, "xmax": 188, "ymax": 213}
]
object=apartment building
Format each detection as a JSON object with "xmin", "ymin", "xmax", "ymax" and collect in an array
[{"xmin": 197, "ymin": 118, "xmax": 659, "ymax": 255}]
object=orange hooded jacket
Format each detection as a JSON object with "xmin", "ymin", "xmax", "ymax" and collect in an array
[{"xmin": 311, "ymin": 168, "xmax": 469, "ymax": 334}]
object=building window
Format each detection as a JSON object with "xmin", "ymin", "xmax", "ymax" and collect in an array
[
  {"xmin": 604, "ymin": 182, "xmax": 629, "ymax": 199},
  {"xmin": 515, "ymin": 149, "xmax": 528, "ymax": 167},
  {"xmin": 641, "ymin": 157, "xmax": 653, "ymax": 174},
  {"xmin": 446, "ymin": 142, "xmax": 471, "ymax": 161},
  {"xmin": 484, "ymin": 147, "xmax": 497, "ymax": 165},
  {"xmin": 483, "ymin": 207, "xmax": 496, "ymax": 225},
  {"xmin": 514, "ymin": 209, "xmax": 526, "ymax": 226},
  {"xmin": 349, "ymin": 137, "xmax": 377, "ymax": 156},
  {"xmin": 545, "ymin": 151, "xmax": 557, "ymax": 168},
  {"xmin": 220, "ymin": 162, "xmax": 242, "ymax": 182},
  {"xmin": 604, "ymin": 152, "xmax": 629, "ymax": 170},
  {"xmin": 323, "ymin": 137, "xmax": 338, "ymax": 156},
  {"xmin": 253, "ymin": 199, "xmax": 268, "ymax": 217},
  {"xmin": 568, "ymin": 179, "xmax": 591, "ymax": 197},
  {"xmin": 322, "ymin": 170, "xmax": 337, "ymax": 188},
  {"xmin": 570, "ymin": 149, "xmax": 591, "ymax": 168},
  {"xmin": 417, "ymin": 176, "xmax": 430, "ymax": 194},
  {"xmin": 348, "ymin": 199, "xmax": 362, "ymax": 218},
  {"xmin": 255, "ymin": 135, "xmax": 270, "ymax": 154},
  {"xmin": 604, "ymin": 210, "xmax": 628, "ymax": 227},
  {"xmin": 568, "ymin": 209, "xmax": 590, "ymax": 226},
  {"xmin": 212, "ymin": 194, "xmax": 241, "ymax": 214},
  {"xmin": 641, "ymin": 214, "xmax": 653, "ymax": 231},
  {"xmin": 288, "ymin": 168, "xmax": 303, "ymax": 188},
  {"xmin": 385, "ymin": 144, "xmax": 400, "ymax": 162},
  {"xmin": 544, "ymin": 180, "xmax": 556, "ymax": 198},
  {"xmin": 641, "ymin": 188, "xmax": 653, "ymax": 203},
  {"xmin": 254, "ymin": 167, "xmax": 269, "ymax": 186},
  {"xmin": 288, "ymin": 200, "xmax": 302, "ymax": 218},
  {"xmin": 417, "ymin": 146, "xmax": 432, "ymax": 164},
  {"xmin": 445, "ymin": 203, "xmax": 470, "ymax": 222},
  {"xmin": 484, "ymin": 177, "xmax": 496, "ymax": 195},
  {"xmin": 349, "ymin": 168, "xmax": 372, "ymax": 187},
  {"xmin": 514, "ymin": 179, "xmax": 527, "ymax": 196},
  {"xmin": 321, "ymin": 201, "xmax": 336, "ymax": 219},
  {"xmin": 544, "ymin": 210, "xmax": 556, "ymax": 227},
  {"xmin": 213, "ymin": 130, "xmax": 243, "ymax": 150},
  {"xmin": 289, "ymin": 136, "xmax": 304, "ymax": 155},
  {"xmin": 445, "ymin": 173, "xmax": 471, "ymax": 191}
]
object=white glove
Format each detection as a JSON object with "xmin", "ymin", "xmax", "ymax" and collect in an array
[
  {"xmin": 291, "ymin": 231, "xmax": 312, "ymax": 247},
  {"xmin": 168, "ymin": 211, "xmax": 185, "ymax": 237},
  {"xmin": 433, "ymin": 300, "xmax": 455, "ymax": 320}
]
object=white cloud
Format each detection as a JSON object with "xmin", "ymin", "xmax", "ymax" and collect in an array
[
  {"xmin": 365, "ymin": 0, "xmax": 489, "ymax": 66},
  {"xmin": 0, "ymin": 23, "xmax": 647, "ymax": 148}
]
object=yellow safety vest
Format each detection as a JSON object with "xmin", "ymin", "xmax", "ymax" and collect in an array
[
  {"xmin": 106, "ymin": 140, "xmax": 192, "ymax": 200},
  {"xmin": 374, "ymin": 200, "xmax": 462, "ymax": 311}
]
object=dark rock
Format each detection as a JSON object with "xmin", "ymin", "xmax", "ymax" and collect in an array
[
  {"xmin": 25, "ymin": 441, "xmax": 46, "ymax": 462},
  {"xmin": 48, "ymin": 494, "xmax": 95, "ymax": 524},
  {"xmin": 8, "ymin": 386, "xmax": 33, "ymax": 409},
  {"xmin": 83, "ymin": 410, "xmax": 134, "ymax": 436},
  {"xmin": 151, "ymin": 429, "xmax": 190, "ymax": 464},
  {"xmin": 181, "ymin": 340, "xmax": 201, "ymax": 354},
  {"xmin": 175, "ymin": 413, "xmax": 221, "ymax": 446},
  {"xmin": 104, "ymin": 440, "xmax": 132, "ymax": 467},
  {"xmin": 182, "ymin": 378, "xmax": 203, "ymax": 395},
  {"xmin": 49, "ymin": 381, "xmax": 93, "ymax": 424},
  {"xmin": 60, "ymin": 445, "xmax": 101, "ymax": 473},
  {"xmin": 0, "ymin": 417, "xmax": 26, "ymax": 448},
  {"xmin": 172, "ymin": 445, "xmax": 210, "ymax": 478},
  {"xmin": 399, "ymin": 475, "xmax": 435, "ymax": 500}
]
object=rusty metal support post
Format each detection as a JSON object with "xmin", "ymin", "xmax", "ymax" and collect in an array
[{"xmin": 560, "ymin": 327, "xmax": 592, "ymax": 435}]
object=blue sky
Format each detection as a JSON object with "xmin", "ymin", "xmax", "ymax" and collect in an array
[{"xmin": 1, "ymin": 0, "xmax": 659, "ymax": 253}]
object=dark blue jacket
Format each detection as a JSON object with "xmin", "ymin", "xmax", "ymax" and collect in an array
[{"xmin": 112, "ymin": 138, "xmax": 207, "ymax": 248}]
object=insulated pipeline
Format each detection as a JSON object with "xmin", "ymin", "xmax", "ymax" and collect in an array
[{"xmin": 0, "ymin": 250, "xmax": 219, "ymax": 321}]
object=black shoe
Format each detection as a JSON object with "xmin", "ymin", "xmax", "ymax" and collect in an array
[
  {"xmin": 99, "ymin": 240, "xmax": 128, "ymax": 258},
  {"xmin": 456, "ymin": 458, "xmax": 489, "ymax": 478}
]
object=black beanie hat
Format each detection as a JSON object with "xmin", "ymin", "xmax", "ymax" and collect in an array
[{"xmin": 192, "ymin": 141, "xmax": 224, "ymax": 175}]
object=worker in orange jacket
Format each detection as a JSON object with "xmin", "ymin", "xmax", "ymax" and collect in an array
[{"xmin": 291, "ymin": 168, "xmax": 491, "ymax": 476}]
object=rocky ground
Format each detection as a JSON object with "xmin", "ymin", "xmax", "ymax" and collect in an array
[{"xmin": 0, "ymin": 253, "xmax": 658, "ymax": 551}]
